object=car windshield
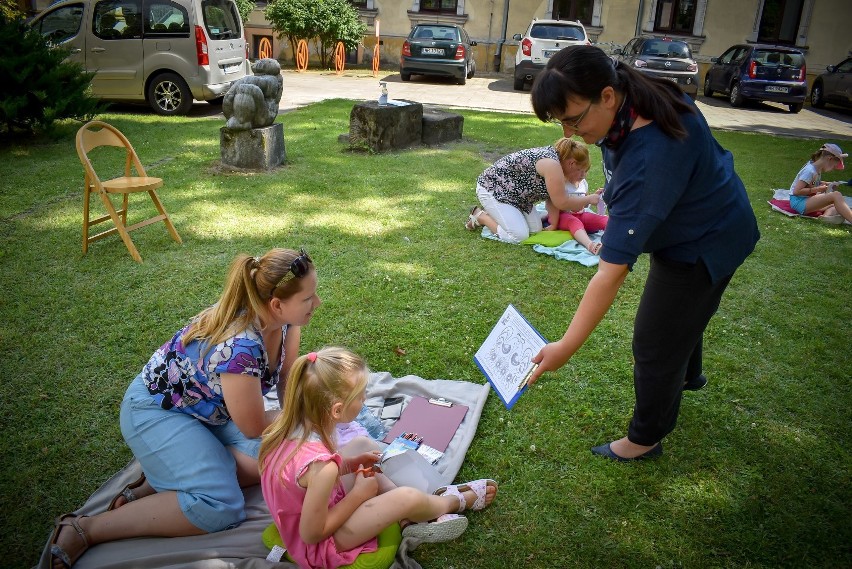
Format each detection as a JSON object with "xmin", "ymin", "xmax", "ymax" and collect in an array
[
  {"xmin": 412, "ymin": 26, "xmax": 459, "ymax": 41},
  {"xmin": 641, "ymin": 40, "xmax": 691, "ymax": 58},
  {"xmin": 530, "ymin": 24, "xmax": 584, "ymax": 41},
  {"xmin": 753, "ymin": 50, "xmax": 804, "ymax": 67}
]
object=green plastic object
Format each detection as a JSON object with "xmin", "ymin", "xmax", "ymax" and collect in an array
[{"xmin": 262, "ymin": 521, "xmax": 402, "ymax": 569}]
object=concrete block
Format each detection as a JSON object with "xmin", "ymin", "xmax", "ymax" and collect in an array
[
  {"xmin": 220, "ymin": 123, "xmax": 285, "ymax": 170},
  {"xmin": 349, "ymin": 101, "xmax": 423, "ymax": 152},
  {"xmin": 421, "ymin": 108, "xmax": 463, "ymax": 145}
]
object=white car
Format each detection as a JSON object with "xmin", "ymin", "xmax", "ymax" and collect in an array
[{"xmin": 512, "ymin": 19, "xmax": 590, "ymax": 91}]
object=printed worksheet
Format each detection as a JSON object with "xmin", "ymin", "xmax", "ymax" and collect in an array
[{"xmin": 474, "ymin": 304, "xmax": 547, "ymax": 409}]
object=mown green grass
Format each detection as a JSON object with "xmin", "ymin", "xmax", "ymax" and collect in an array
[{"xmin": 0, "ymin": 101, "xmax": 849, "ymax": 568}]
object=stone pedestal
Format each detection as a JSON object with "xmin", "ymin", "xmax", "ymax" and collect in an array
[
  {"xmin": 349, "ymin": 101, "xmax": 423, "ymax": 152},
  {"xmin": 421, "ymin": 107, "xmax": 464, "ymax": 145},
  {"xmin": 220, "ymin": 123, "xmax": 285, "ymax": 170}
]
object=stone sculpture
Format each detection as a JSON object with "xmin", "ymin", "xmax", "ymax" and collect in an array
[{"xmin": 222, "ymin": 58, "xmax": 283, "ymax": 130}]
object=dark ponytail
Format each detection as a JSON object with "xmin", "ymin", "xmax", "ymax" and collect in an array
[{"xmin": 531, "ymin": 45, "xmax": 694, "ymax": 140}]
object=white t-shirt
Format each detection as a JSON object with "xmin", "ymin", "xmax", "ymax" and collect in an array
[{"xmin": 790, "ymin": 161, "xmax": 820, "ymax": 193}]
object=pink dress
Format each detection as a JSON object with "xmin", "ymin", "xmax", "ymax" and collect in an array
[{"xmin": 260, "ymin": 435, "xmax": 378, "ymax": 569}]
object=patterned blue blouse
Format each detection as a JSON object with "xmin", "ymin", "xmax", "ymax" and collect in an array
[{"xmin": 141, "ymin": 321, "xmax": 287, "ymax": 425}]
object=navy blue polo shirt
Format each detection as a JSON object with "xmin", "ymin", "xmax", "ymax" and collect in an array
[{"xmin": 600, "ymin": 99, "xmax": 760, "ymax": 283}]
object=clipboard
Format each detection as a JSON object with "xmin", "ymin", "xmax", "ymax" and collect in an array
[
  {"xmin": 474, "ymin": 304, "xmax": 547, "ymax": 410},
  {"xmin": 382, "ymin": 396, "xmax": 468, "ymax": 452}
]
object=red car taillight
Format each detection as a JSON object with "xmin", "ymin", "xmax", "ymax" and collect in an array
[
  {"xmin": 521, "ymin": 38, "xmax": 532, "ymax": 56},
  {"xmin": 687, "ymin": 63, "xmax": 698, "ymax": 72},
  {"xmin": 748, "ymin": 60, "xmax": 757, "ymax": 79},
  {"xmin": 798, "ymin": 65, "xmax": 806, "ymax": 81},
  {"xmin": 454, "ymin": 44, "xmax": 465, "ymax": 60},
  {"xmin": 402, "ymin": 40, "xmax": 411, "ymax": 57},
  {"xmin": 195, "ymin": 25, "xmax": 208, "ymax": 66}
]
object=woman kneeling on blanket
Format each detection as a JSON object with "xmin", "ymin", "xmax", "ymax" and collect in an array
[
  {"xmin": 465, "ymin": 137, "xmax": 602, "ymax": 251},
  {"xmin": 259, "ymin": 348, "xmax": 497, "ymax": 569},
  {"xmin": 789, "ymin": 143, "xmax": 852, "ymax": 224},
  {"xmin": 49, "ymin": 248, "xmax": 321, "ymax": 568}
]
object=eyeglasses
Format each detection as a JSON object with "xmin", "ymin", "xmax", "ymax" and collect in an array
[
  {"xmin": 550, "ymin": 102, "xmax": 593, "ymax": 131},
  {"xmin": 272, "ymin": 249, "xmax": 312, "ymax": 293}
]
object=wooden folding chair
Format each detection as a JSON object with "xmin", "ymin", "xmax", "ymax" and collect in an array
[{"xmin": 76, "ymin": 120, "xmax": 182, "ymax": 262}]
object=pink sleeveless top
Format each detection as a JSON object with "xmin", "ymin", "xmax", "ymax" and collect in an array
[{"xmin": 261, "ymin": 436, "xmax": 378, "ymax": 569}]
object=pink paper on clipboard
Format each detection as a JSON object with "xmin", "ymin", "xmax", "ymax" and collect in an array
[{"xmin": 382, "ymin": 396, "xmax": 468, "ymax": 452}]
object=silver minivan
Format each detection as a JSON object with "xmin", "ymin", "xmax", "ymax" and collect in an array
[{"xmin": 29, "ymin": 0, "xmax": 248, "ymax": 115}]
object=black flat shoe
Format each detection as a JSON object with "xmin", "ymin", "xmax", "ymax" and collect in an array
[
  {"xmin": 591, "ymin": 442, "xmax": 663, "ymax": 462},
  {"xmin": 683, "ymin": 374, "xmax": 708, "ymax": 391}
]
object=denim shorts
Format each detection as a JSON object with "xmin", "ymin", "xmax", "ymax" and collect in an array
[
  {"xmin": 119, "ymin": 375, "xmax": 261, "ymax": 532},
  {"xmin": 789, "ymin": 194, "xmax": 807, "ymax": 214}
]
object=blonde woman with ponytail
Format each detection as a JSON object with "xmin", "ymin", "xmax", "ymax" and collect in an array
[
  {"xmin": 260, "ymin": 348, "xmax": 497, "ymax": 569},
  {"xmin": 48, "ymin": 248, "xmax": 321, "ymax": 568},
  {"xmin": 464, "ymin": 136, "xmax": 601, "ymax": 243}
]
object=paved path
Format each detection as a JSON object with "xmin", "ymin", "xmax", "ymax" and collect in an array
[{"xmin": 278, "ymin": 70, "xmax": 852, "ymax": 141}]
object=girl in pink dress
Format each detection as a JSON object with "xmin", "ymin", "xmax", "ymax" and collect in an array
[{"xmin": 259, "ymin": 348, "xmax": 498, "ymax": 569}]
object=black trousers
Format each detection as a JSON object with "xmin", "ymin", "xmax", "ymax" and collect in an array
[{"xmin": 627, "ymin": 254, "xmax": 733, "ymax": 445}]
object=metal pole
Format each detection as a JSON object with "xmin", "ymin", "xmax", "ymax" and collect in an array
[{"xmin": 493, "ymin": 0, "xmax": 510, "ymax": 72}]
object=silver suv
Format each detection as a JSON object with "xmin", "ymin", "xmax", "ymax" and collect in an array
[{"xmin": 512, "ymin": 19, "xmax": 590, "ymax": 91}]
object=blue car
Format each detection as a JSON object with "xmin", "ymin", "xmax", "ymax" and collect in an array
[{"xmin": 703, "ymin": 44, "xmax": 807, "ymax": 113}]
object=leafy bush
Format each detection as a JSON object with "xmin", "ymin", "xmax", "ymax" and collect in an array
[{"xmin": 0, "ymin": 13, "xmax": 100, "ymax": 135}]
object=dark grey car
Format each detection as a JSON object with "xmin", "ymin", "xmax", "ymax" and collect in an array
[
  {"xmin": 400, "ymin": 24, "xmax": 477, "ymax": 85},
  {"xmin": 810, "ymin": 57, "xmax": 852, "ymax": 110},
  {"xmin": 614, "ymin": 37, "xmax": 699, "ymax": 98}
]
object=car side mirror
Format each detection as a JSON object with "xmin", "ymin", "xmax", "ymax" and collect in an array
[
  {"xmin": 512, "ymin": 33, "xmax": 521, "ymax": 41},
  {"xmin": 826, "ymin": 65, "xmax": 836, "ymax": 73},
  {"xmin": 710, "ymin": 57, "xmax": 718, "ymax": 63},
  {"xmin": 470, "ymin": 40, "xmax": 477, "ymax": 46},
  {"xmin": 612, "ymin": 48, "xmax": 622, "ymax": 55}
]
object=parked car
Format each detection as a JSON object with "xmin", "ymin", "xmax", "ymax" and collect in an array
[
  {"xmin": 512, "ymin": 18, "xmax": 590, "ymax": 91},
  {"xmin": 28, "ymin": 0, "xmax": 248, "ymax": 115},
  {"xmin": 613, "ymin": 37, "xmax": 698, "ymax": 98},
  {"xmin": 810, "ymin": 57, "xmax": 852, "ymax": 110},
  {"xmin": 400, "ymin": 24, "xmax": 477, "ymax": 85},
  {"xmin": 703, "ymin": 44, "xmax": 807, "ymax": 113}
]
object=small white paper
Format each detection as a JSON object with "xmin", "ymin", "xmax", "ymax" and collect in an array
[
  {"xmin": 266, "ymin": 544, "xmax": 287, "ymax": 562},
  {"xmin": 474, "ymin": 304, "xmax": 547, "ymax": 409}
]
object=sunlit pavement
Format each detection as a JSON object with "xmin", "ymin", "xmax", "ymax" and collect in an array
[{"xmin": 278, "ymin": 69, "xmax": 852, "ymax": 141}]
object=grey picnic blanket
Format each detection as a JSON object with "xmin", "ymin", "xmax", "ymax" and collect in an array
[{"xmin": 37, "ymin": 372, "xmax": 491, "ymax": 569}]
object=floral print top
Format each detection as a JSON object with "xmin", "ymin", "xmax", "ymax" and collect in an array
[
  {"xmin": 141, "ymin": 321, "xmax": 287, "ymax": 425},
  {"xmin": 477, "ymin": 146, "xmax": 559, "ymax": 213}
]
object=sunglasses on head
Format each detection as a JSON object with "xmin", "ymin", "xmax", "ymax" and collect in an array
[{"xmin": 272, "ymin": 248, "xmax": 312, "ymax": 293}]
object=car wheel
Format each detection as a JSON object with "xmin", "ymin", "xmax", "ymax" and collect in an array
[
  {"xmin": 788, "ymin": 103, "xmax": 803, "ymax": 113},
  {"xmin": 148, "ymin": 73, "xmax": 193, "ymax": 115},
  {"xmin": 467, "ymin": 60, "xmax": 475, "ymax": 79},
  {"xmin": 729, "ymin": 82, "xmax": 744, "ymax": 107},
  {"xmin": 513, "ymin": 76, "xmax": 525, "ymax": 91},
  {"xmin": 810, "ymin": 82, "xmax": 825, "ymax": 108},
  {"xmin": 401, "ymin": 72, "xmax": 411, "ymax": 82},
  {"xmin": 703, "ymin": 75, "xmax": 713, "ymax": 97}
]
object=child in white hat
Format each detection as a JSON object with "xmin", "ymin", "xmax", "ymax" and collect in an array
[{"xmin": 789, "ymin": 143, "xmax": 852, "ymax": 224}]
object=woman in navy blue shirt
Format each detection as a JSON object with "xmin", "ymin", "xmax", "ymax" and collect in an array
[{"xmin": 527, "ymin": 46, "xmax": 759, "ymax": 461}]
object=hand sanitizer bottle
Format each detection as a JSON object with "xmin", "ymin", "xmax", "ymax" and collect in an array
[{"xmin": 378, "ymin": 82, "xmax": 388, "ymax": 105}]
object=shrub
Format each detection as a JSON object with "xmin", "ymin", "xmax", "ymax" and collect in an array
[{"xmin": 0, "ymin": 13, "xmax": 100, "ymax": 136}]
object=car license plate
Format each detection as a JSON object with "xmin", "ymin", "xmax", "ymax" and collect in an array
[
  {"xmin": 766, "ymin": 85, "xmax": 789, "ymax": 93},
  {"xmin": 543, "ymin": 50, "xmax": 557, "ymax": 58},
  {"xmin": 422, "ymin": 47, "xmax": 443, "ymax": 55}
]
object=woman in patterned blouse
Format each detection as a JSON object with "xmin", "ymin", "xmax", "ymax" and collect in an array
[
  {"xmin": 48, "ymin": 248, "xmax": 321, "ymax": 568},
  {"xmin": 465, "ymin": 137, "xmax": 601, "ymax": 243}
]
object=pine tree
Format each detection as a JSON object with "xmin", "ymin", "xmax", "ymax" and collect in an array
[{"xmin": 0, "ymin": 13, "xmax": 100, "ymax": 135}]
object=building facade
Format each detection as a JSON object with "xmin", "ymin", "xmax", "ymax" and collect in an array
[{"xmin": 245, "ymin": 0, "xmax": 850, "ymax": 85}]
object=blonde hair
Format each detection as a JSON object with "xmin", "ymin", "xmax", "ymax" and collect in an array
[
  {"xmin": 183, "ymin": 248, "xmax": 313, "ymax": 349},
  {"xmin": 554, "ymin": 137, "xmax": 590, "ymax": 170},
  {"xmin": 258, "ymin": 347, "xmax": 369, "ymax": 476}
]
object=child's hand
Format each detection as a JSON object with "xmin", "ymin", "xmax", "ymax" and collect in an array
[
  {"xmin": 595, "ymin": 187, "xmax": 604, "ymax": 195},
  {"xmin": 542, "ymin": 224, "xmax": 556, "ymax": 231},
  {"xmin": 587, "ymin": 194, "xmax": 601, "ymax": 206},
  {"xmin": 351, "ymin": 465, "xmax": 379, "ymax": 500},
  {"xmin": 349, "ymin": 450, "xmax": 381, "ymax": 473}
]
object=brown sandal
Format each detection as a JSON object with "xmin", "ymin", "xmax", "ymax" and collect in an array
[
  {"xmin": 107, "ymin": 472, "xmax": 146, "ymax": 511},
  {"xmin": 49, "ymin": 514, "xmax": 89, "ymax": 568}
]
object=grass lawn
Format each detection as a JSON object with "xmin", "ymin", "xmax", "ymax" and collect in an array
[{"xmin": 1, "ymin": 100, "xmax": 850, "ymax": 568}]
